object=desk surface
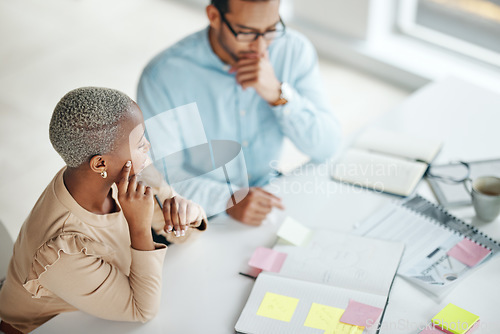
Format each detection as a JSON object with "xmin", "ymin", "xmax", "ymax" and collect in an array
[{"xmin": 35, "ymin": 77, "xmax": 500, "ymax": 334}]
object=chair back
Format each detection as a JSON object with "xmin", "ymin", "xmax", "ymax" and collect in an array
[{"xmin": 0, "ymin": 221, "xmax": 14, "ymax": 279}]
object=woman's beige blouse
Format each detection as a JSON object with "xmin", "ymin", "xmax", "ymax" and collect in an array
[{"xmin": 0, "ymin": 167, "xmax": 206, "ymax": 333}]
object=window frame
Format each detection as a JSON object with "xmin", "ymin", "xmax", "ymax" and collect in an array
[{"xmin": 397, "ymin": 0, "xmax": 500, "ymax": 67}]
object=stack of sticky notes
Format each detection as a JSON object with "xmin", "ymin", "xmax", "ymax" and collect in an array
[
  {"xmin": 447, "ymin": 238, "xmax": 491, "ymax": 267},
  {"xmin": 340, "ymin": 300, "xmax": 384, "ymax": 328},
  {"xmin": 248, "ymin": 247, "xmax": 287, "ymax": 273},
  {"xmin": 276, "ymin": 216, "xmax": 312, "ymax": 246},
  {"xmin": 430, "ymin": 303, "xmax": 480, "ymax": 334},
  {"xmin": 246, "ymin": 216, "xmax": 311, "ymax": 277}
]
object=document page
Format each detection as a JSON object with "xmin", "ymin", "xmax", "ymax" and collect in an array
[{"xmin": 273, "ymin": 230, "xmax": 404, "ymax": 297}]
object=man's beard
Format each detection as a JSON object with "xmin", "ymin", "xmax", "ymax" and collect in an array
[{"xmin": 217, "ymin": 30, "xmax": 239, "ymax": 62}]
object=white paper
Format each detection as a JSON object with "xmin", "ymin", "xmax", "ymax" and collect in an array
[
  {"xmin": 274, "ymin": 230, "xmax": 404, "ymax": 297},
  {"xmin": 354, "ymin": 128, "xmax": 442, "ymax": 163}
]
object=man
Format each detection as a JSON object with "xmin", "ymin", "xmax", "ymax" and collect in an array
[{"xmin": 137, "ymin": 0, "xmax": 341, "ymax": 225}]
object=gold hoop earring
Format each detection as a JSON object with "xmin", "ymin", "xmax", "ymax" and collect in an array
[{"xmin": 101, "ymin": 170, "xmax": 107, "ymax": 179}]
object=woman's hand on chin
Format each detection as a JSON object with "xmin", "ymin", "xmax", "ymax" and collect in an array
[{"xmin": 117, "ymin": 161, "xmax": 155, "ymax": 250}]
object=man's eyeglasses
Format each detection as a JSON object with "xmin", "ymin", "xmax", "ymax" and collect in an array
[{"xmin": 218, "ymin": 11, "xmax": 286, "ymax": 42}]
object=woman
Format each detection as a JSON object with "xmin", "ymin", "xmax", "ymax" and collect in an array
[{"xmin": 0, "ymin": 87, "xmax": 207, "ymax": 333}]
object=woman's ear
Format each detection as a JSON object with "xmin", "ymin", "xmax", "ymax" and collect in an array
[
  {"xmin": 89, "ymin": 155, "xmax": 107, "ymax": 176},
  {"xmin": 206, "ymin": 5, "xmax": 221, "ymax": 29}
]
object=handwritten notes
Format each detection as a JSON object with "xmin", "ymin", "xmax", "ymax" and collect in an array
[
  {"xmin": 304, "ymin": 303, "xmax": 344, "ymax": 330},
  {"xmin": 447, "ymin": 238, "xmax": 491, "ymax": 267},
  {"xmin": 256, "ymin": 292, "xmax": 299, "ymax": 322},
  {"xmin": 304, "ymin": 303, "xmax": 364, "ymax": 334},
  {"xmin": 277, "ymin": 217, "xmax": 312, "ymax": 246},
  {"xmin": 249, "ymin": 247, "xmax": 288, "ymax": 273},
  {"xmin": 340, "ymin": 300, "xmax": 383, "ymax": 327}
]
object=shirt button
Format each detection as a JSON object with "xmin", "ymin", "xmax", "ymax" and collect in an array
[
  {"xmin": 242, "ymin": 140, "xmax": 248, "ymax": 147},
  {"xmin": 284, "ymin": 109, "xmax": 291, "ymax": 116},
  {"xmin": 248, "ymin": 173, "xmax": 252, "ymax": 180},
  {"xmin": 222, "ymin": 64, "xmax": 230, "ymax": 72},
  {"xmin": 240, "ymin": 110, "xmax": 246, "ymax": 117}
]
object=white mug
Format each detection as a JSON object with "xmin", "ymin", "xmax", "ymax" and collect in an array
[{"xmin": 464, "ymin": 176, "xmax": 500, "ymax": 222}]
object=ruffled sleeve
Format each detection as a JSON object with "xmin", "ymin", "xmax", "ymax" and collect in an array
[
  {"xmin": 25, "ymin": 233, "xmax": 167, "ymax": 322},
  {"xmin": 23, "ymin": 233, "xmax": 115, "ymax": 298}
]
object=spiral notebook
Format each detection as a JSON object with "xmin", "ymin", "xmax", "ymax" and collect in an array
[{"xmin": 354, "ymin": 195, "xmax": 500, "ymax": 299}]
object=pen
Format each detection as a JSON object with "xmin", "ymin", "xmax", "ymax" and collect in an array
[
  {"xmin": 154, "ymin": 194, "xmax": 163, "ymax": 209},
  {"xmin": 239, "ymin": 272, "xmax": 257, "ymax": 280}
]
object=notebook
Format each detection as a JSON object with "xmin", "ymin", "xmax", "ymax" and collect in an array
[
  {"xmin": 331, "ymin": 128, "xmax": 443, "ymax": 197},
  {"xmin": 354, "ymin": 195, "xmax": 500, "ymax": 299},
  {"xmin": 235, "ymin": 230, "xmax": 405, "ymax": 334}
]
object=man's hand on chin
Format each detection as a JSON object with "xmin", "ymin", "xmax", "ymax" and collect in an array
[
  {"xmin": 229, "ymin": 51, "xmax": 281, "ymax": 103},
  {"xmin": 226, "ymin": 187, "xmax": 285, "ymax": 225}
]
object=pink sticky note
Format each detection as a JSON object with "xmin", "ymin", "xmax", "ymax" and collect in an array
[
  {"xmin": 340, "ymin": 300, "xmax": 383, "ymax": 327},
  {"xmin": 418, "ymin": 326, "xmax": 445, "ymax": 334},
  {"xmin": 248, "ymin": 247, "xmax": 287, "ymax": 273},
  {"xmin": 447, "ymin": 238, "xmax": 491, "ymax": 267}
]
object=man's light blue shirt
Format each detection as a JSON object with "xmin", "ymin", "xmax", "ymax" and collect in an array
[{"xmin": 137, "ymin": 27, "xmax": 341, "ymax": 215}]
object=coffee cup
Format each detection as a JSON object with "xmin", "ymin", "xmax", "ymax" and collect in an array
[{"xmin": 464, "ymin": 176, "xmax": 500, "ymax": 222}]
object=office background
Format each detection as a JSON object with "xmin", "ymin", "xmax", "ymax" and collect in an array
[{"xmin": 1, "ymin": 0, "xmax": 499, "ymax": 242}]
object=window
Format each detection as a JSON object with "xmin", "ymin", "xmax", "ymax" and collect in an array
[{"xmin": 398, "ymin": 0, "xmax": 500, "ymax": 67}]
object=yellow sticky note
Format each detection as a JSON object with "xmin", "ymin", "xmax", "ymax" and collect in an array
[
  {"xmin": 305, "ymin": 303, "xmax": 364, "ymax": 334},
  {"xmin": 256, "ymin": 292, "xmax": 299, "ymax": 322},
  {"xmin": 324, "ymin": 326, "xmax": 364, "ymax": 334},
  {"xmin": 431, "ymin": 303, "xmax": 480, "ymax": 334},
  {"xmin": 277, "ymin": 217, "xmax": 312, "ymax": 246}
]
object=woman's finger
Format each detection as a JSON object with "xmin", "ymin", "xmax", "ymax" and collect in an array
[
  {"xmin": 170, "ymin": 197, "xmax": 181, "ymax": 237},
  {"xmin": 178, "ymin": 200, "xmax": 188, "ymax": 232},
  {"xmin": 185, "ymin": 201, "xmax": 200, "ymax": 226},
  {"xmin": 127, "ymin": 174, "xmax": 138, "ymax": 194},
  {"xmin": 116, "ymin": 161, "xmax": 131, "ymax": 195},
  {"xmin": 136, "ymin": 181, "xmax": 145, "ymax": 196},
  {"xmin": 162, "ymin": 198, "xmax": 172, "ymax": 233}
]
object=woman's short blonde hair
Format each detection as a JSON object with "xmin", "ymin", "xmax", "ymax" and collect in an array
[{"xmin": 49, "ymin": 87, "xmax": 134, "ymax": 168}]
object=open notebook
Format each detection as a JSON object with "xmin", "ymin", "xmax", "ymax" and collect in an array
[
  {"xmin": 331, "ymin": 128, "xmax": 443, "ymax": 196},
  {"xmin": 235, "ymin": 231, "xmax": 404, "ymax": 334}
]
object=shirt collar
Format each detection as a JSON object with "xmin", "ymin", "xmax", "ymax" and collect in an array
[{"xmin": 201, "ymin": 26, "xmax": 232, "ymax": 73}]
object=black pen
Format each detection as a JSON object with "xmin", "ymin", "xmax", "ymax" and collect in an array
[
  {"xmin": 154, "ymin": 194, "xmax": 163, "ymax": 209},
  {"xmin": 239, "ymin": 272, "xmax": 257, "ymax": 280}
]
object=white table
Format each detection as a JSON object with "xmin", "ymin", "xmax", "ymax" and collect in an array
[{"xmin": 36, "ymin": 77, "xmax": 500, "ymax": 333}]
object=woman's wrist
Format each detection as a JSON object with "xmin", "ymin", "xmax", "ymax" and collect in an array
[{"xmin": 129, "ymin": 227, "xmax": 155, "ymax": 251}]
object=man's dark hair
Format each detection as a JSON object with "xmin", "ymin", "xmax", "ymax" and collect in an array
[
  {"xmin": 211, "ymin": 0, "xmax": 273, "ymax": 14},
  {"xmin": 211, "ymin": 0, "xmax": 229, "ymax": 13}
]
